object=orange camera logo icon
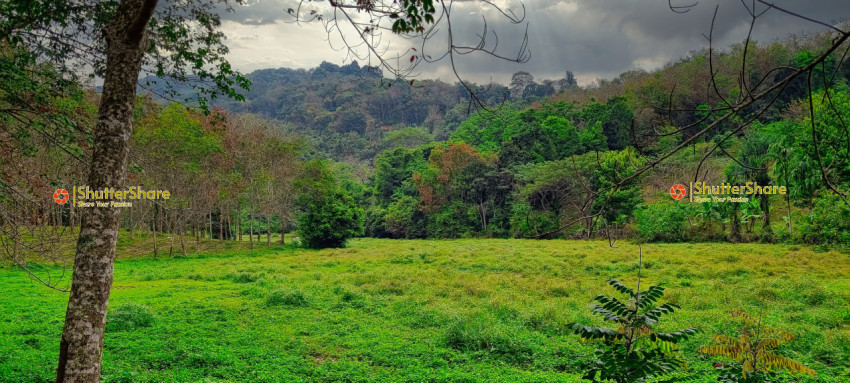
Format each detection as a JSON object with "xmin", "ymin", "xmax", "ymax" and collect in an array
[
  {"xmin": 669, "ymin": 184, "xmax": 686, "ymax": 200},
  {"xmin": 54, "ymin": 189, "xmax": 70, "ymax": 204}
]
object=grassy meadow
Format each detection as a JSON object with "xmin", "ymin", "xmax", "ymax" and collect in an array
[{"xmin": 1, "ymin": 238, "xmax": 848, "ymax": 382}]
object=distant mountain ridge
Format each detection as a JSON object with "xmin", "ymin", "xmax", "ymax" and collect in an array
[{"xmin": 137, "ymin": 61, "xmax": 524, "ymax": 161}]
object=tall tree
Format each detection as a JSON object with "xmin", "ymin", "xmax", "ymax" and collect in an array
[
  {"xmin": 55, "ymin": 1, "xmax": 161, "ymax": 379},
  {"xmin": 736, "ymin": 129, "xmax": 777, "ymax": 241},
  {"xmin": 510, "ymin": 71, "xmax": 535, "ymax": 100},
  {"xmin": 4, "ymin": 0, "xmax": 246, "ymax": 379}
]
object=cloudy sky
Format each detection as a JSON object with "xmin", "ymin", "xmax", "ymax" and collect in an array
[{"xmin": 217, "ymin": 0, "xmax": 848, "ymax": 86}]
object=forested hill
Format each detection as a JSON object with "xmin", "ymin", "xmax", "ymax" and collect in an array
[
  {"xmin": 140, "ymin": 31, "xmax": 849, "ymax": 167},
  {"xmin": 139, "ymin": 62, "xmax": 488, "ymax": 161},
  {"xmin": 215, "ymin": 61, "xmax": 489, "ymax": 158},
  {"xmin": 139, "ymin": 61, "xmax": 581, "ymax": 162}
]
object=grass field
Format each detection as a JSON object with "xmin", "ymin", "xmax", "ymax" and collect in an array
[{"xmin": 1, "ymin": 238, "xmax": 848, "ymax": 382}]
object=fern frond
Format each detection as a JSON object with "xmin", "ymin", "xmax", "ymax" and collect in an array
[
  {"xmin": 648, "ymin": 338, "xmax": 677, "ymax": 354},
  {"xmin": 637, "ymin": 284, "xmax": 666, "ymax": 309},
  {"xmin": 607, "ymin": 278, "xmax": 635, "ymax": 297},
  {"xmin": 755, "ymin": 337, "xmax": 781, "ymax": 351},
  {"xmin": 759, "ymin": 353, "xmax": 816, "ymax": 376},
  {"xmin": 742, "ymin": 360, "xmax": 754, "ymax": 378},
  {"xmin": 738, "ymin": 334, "xmax": 752, "ymax": 348},
  {"xmin": 569, "ymin": 323, "xmax": 625, "ymax": 342},
  {"xmin": 712, "ymin": 335, "xmax": 739, "ymax": 345},
  {"xmin": 650, "ymin": 327, "xmax": 699, "ymax": 343},
  {"xmin": 761, "ymin": 328, "xmax": 795, "ymax": 342},
  {"xmin": 592, "ymin": 295, "xmax": 632, "ymax": 317},
  {"xmin": 698, "ymin": 345, "xmax": 744, "ymax": 361},
  {"xmin": 642, "ymin": 303, "xmax": 680, "ymax": 325},
  {"xmin": 731, "ymin": 310, "xmax": 757, "ymax": 325},
  {"xmin": 590, "ymin": 305, "xmax": 623, "ymax": 322}
]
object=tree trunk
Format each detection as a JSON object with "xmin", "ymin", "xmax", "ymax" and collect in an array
[
  {"xmin": 179, "ymin": 218, "xmax": 186, "ymax": 257},
  {"xmin": 729, "ymin": 203, "xmax": 741, "ymax": 243},
  {"xmin": 785, "ymin": 172, "xmax": 792, "ymax": 234},
  {"xmin": 70, "ymin": 196, "xmax": 76, "ymax": 234},
  {"xmin": 152, "ymin": 204, "xmax": 158, "ymax": 260},
  {"xmin": 476, "ymin": 201, "xmax": 487, "ymax": 231},
  {"xmin": 12, "ymin": 226, "xmax": 22, "ymax": 267},
  {"xmin": 229, "ymin": 213, "xmax": 234, "ymax": 240},
  {"xmin": 218, "ymin": 206, "xmax": 223, "ymax": 243},
  {"xmin": 249, "ymin": 210, "xmax": 254, "ymax": 250},
  {"xmin": 280, "ymin": 212, "xmax": 286, "ymax": 245},
  {"xmin": 266, "ymin": 215, "xmax": 271, "ymax": 247},
  {"xmin": 786, "ymin": 194, "xmax": 792, "ymax": 233},
  {"xmin": 53, "ymin": 205, "xmax": 58, "ymax": 234},
  {"xmin": 760, "ymin": 193, "xmax": 772, "ymax": 241},
  {"xmin": 237, "ymin": 205, "xmax": 242, "ymax": 242},
  {"xmin": 128, "ymin": 203, "xmax": 134, "ymax": 239},
  {"xmin": 55, "ymin": 0, "xmax": 157, "ymax": 380}
]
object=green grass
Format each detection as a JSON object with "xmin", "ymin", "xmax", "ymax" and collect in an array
[{"xmin": 1, "ymin": 239, "xmax": 848, "ymax": 382}]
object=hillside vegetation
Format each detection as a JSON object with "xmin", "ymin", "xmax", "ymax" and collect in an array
[
  {"xmin": 3, "ymin": 29, "xmax": 849, "ymax": 273},
  {"xmin": 142, "ymin": 62, "xmax": 579, "ymax": 162}
]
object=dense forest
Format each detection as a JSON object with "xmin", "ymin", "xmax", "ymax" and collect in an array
[
  {"xmin": 141, "ymin": 61, "xmax": 579, "ymax": 163},
  {"xmin": 2, "ymin": 27, "xmax": 849, "ymax": 262}
]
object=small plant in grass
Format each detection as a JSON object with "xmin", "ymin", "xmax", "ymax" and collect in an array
[
  {"xmin": 569, "ymin": 248, "xmax": 699, "ymax": 382},
  {"xmin": 444, "ymin": 313, "xmax": 538, "ymax": 364},
  {"xmin": 266, "ymin": 288, "xmax": 309, "ymax": 307},
  {"xmin": 106, "ymin": 303, "xmax": 155, "ymax": 332},
  {"xmin": 231, "ymin": 272, "xmax": 259, "ymax": 283},
  {"xmin": 338, "ymin": 290, "xmax": 366, "ymax": 308},
  {"xmin": 699, "ymin": 311, "xmax": 816, "ymax": 382}
]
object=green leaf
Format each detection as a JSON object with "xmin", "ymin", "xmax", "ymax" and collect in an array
[{"xmin": 607, "ymin": 278, "xmax": 635, "ymax": 297}]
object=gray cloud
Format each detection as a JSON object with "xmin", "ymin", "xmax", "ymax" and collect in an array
[
  {"xmin": 218, "ymin": 0, "xmax": 290, "ymax": 25},
  {"xmin": 218, "ymin": 0, "xmax": 850, "ymax": 85}
]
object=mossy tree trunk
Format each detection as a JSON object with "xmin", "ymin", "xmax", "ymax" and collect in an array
[{"xmin": 56, "ymin": 0, "xmax": 158, "ymax": 380}]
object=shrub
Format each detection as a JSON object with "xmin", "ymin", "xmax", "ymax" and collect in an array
[
  {"xmin": 699, "ymin": 311, "xmax": 815, "ymax": 382},
  {"xmin": 297, "ymin": 190, "xmax": 363, "ymax": 248},
  {"xmin": 106, "ymin": 303, "xmax": 155, "ymax": 332},
  {"xmin": 509, "ymin": 201, "xmax": 561, "ymax": 238},
  {"xmin": 795, "ymin": 192, "xmax": 850, "ymax": 245},
  {"xmin": 363, "ymin": 205, "xmax": 389, "ymax": 238},
  {"xmin": 634, "ymin": 201, "xmax": 693, "ymax": 242},
  {"xmin": 426, "ymin": 201, "xmax": 478, "ymax": 239},
  {"xmin": 384, "ymin": 194, "xmax": 428, "ymax": 239},
  {"xmin": 266, "ymin": 288, "xmax": 309, "ymax": 307}
]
